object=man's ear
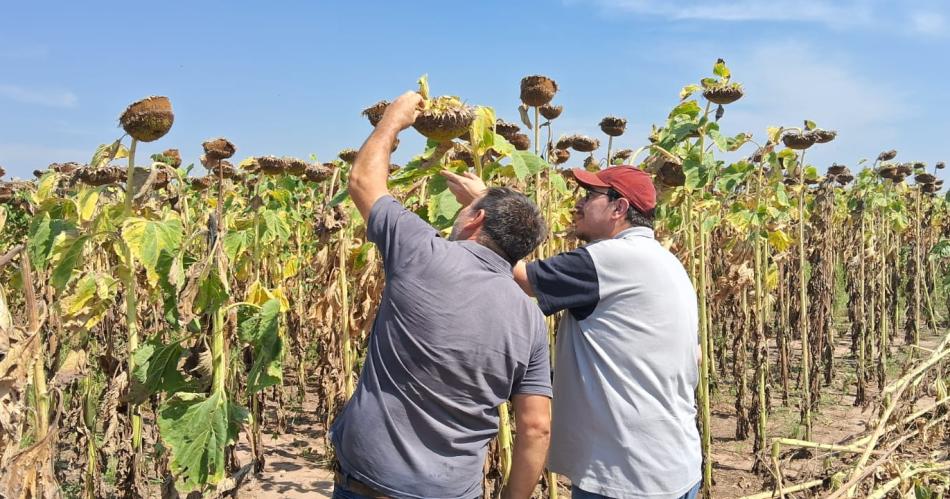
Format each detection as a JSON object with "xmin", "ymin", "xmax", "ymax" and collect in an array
[
  {"xmin": 613, "ymin": 198, "xmax": 630, "ymax": 220},
  {"xmin": 466, "ymin": 208, "xmax": 486, "ymax": 230}
]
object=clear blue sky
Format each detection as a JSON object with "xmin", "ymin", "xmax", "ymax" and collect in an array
[{"xmin": 2, "ymin": 0, "xmax": 948, "ymax": 180}]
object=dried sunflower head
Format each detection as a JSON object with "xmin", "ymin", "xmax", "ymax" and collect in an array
[
  {"xmin": 896, "ymin": 163, "xmax": 914, "ymax": 176},
  {"xmin": 878, "ymin": 165, "xmax": 897, "ymax": 179},
  {"xmin": 613, "ymin": 149, "xmax": 633, "ymax": 162},
  {"xmin": 520, "ymin": 75, "xmax": 558, "ymax": 107},
  {"xmin": 877, "ymin": 149, "xmax": 898, "ymax": 162},
  {"xmin": 413, "ymin": 96, "xmax": 475, "ymax": 142},
  {"xmin": 807, "ymin": 129, "xmax": 837, "ymax": 144},
  {"xmin": 936, "ymin": 161, "xmax": 945, "ymax": 170},
  {"xmin": 915, "ymin": 173, "xmax": 937, "ymax": 185},
  {"xmin": 835, "ymin": 173, "xmax": 854, "ymax": 186},
  {"xmin": 556, "ymin": 135, "xmax": 576, "ymax": 150},
  {"xmin": 782, "ymin": 130, "xmax": 815, "ymax": 150},
  {"xmin": 571, "ymin": 135, "xmax": 600, "ymax": 153},
  {"xmin": 77, "ymin": 166, "xmax": 126, "ymax": 186},
  {"xmin": 162, "ymin": 149, "xmax": 182, "ymax": 168},
  {"xmin": 304, "ymin": 163, "xmax": 333, "ymax": 183},
  {"xmin": 583, "ymin": 155, "xmax": 600, "ymax": 171},
  {"xmin": 551, "ymin": 148, "xmax": 570, "ymax": 165},
  {"xmin": 202, "ymin": 138, "xmax": 236, "ymax": 161},
  {"xmin": 338, "ymin": 148, "xmax": 359, "ymax": 164},
  {"xmin": 827, "ymin": 163, "xmax": 849, "ymax": 176},
  {"xmin": 599, "ymin": 116, "xmax": 627, "ymax": 137},
  {"xmin": 51, "ymin": 162, "xmax": 82, "ymax": 174},
  {"xmin": 702, "ymin": 81, "xmax": 744, "ymax": 105},
  {"xmin": 190, "ymin": 175, "xmax": 215, "ymax": 191},
  {"xmin": 362, "ymin": 100, "xmax": 390, "ymax": 127},
  {"xmin": 495, "ymin": 119, "xmax": 521, "ymax": 141},
  {"xmin": 510, "ymin": 133, "xmax": 531, "ymax": 151},
  {"xmin": 539, "ymin": 104, "xmax": 563, "ymax": 120},
  {"xmin": 119, "ymin": 96, "xmax": 174, "ymax": 142},
  {"xmin": 0, "ymin": 165, "xmax": 5, "ymax": 178}
]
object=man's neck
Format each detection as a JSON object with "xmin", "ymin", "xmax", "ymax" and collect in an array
[{"xmin": 606, "ymin": 222, "xmax": 635, "ymax": 239}]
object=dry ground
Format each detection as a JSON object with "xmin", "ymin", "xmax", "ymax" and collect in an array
[{"xmin": 235, "ymin": 330, "xmax": 947, "ymax": 498}]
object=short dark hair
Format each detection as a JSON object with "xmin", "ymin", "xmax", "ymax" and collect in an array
[
  {"xmin": 608, "ymin": 188, "xmax": 654, "ymax": 229},
  {"xmin": 472, "ymin": 187, "xmax": 547, "ymax": 264}
]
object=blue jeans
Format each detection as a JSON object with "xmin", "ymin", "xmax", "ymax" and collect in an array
[
  {"xmin": 332, "ymin": 482, "xmax": 375, "ymax": 499},
  {"xmin": 573, "ymin": 480, "xmax": 702, "ymax": 499}
]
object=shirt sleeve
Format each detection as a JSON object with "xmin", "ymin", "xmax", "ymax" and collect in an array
[
  {"xmin": 525, "ymin": 247, "xmax": 600, "ymax": 319},
  {"xmin": 366, "ymin": 195, "xmax": 441, "ymax": 276},
  {"xmin": 511, "ymin": 318, "xmax": 553, "ymax": 398}
]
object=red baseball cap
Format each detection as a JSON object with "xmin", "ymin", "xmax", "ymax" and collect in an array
[{"xmin": 571, "ymin": 165, "xmax": 657, "ymax": 213}]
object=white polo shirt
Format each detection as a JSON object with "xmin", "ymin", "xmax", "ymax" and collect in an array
[{"xmin": 527, "ymin": 226, "xmax": 701, "ymax": 499}]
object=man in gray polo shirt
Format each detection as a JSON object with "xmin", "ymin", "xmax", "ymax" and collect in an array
[
  {"xmin": 445, "ymin": 166, "xmax": 701, "ymax": 499},
  {"xmin": 330, "ymin": 92, "xmax": 553, "ymax": 499}
]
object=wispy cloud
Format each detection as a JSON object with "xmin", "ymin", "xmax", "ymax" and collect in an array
[
  {"xmin": 908, "ymin": 11, "xmax": 946, "ymax": 36},
  {"xmin": 0, "ymin": 84, "xmax": 78, "ymax": 108},
  {"xmin": 706, "ymin": 41, "xmax": 911, "ymax": 164},
  {"xmin": 579, "ymin": 0, "xmax": 875, "ymax": 28}
]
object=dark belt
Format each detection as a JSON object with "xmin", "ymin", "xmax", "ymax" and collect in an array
[{"xmin": 334, "ymin": 470, "xmax": 392, "ymax": 499}]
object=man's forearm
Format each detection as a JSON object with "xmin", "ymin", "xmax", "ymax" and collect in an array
[
  {"xmin": 503, "ymin": 432, "xmax": 550, "ymax": 499},
  {"xmin": 350, "ymin": 122, "xmax": 400, "ymax": 219}
]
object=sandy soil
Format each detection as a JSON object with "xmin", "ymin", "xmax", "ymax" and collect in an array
[{"xmin": 234, "ymin": 330, "xmax": 946, "ymax": 498}]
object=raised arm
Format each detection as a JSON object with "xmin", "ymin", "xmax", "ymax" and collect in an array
[
  {"xmin": 512, "ymin": 261, "xmax": 535, "ymax": 297},
  {"xmin": 349, "ymin": 91, "xmax": 423, "ymax": 220},
  {"xmin": 502, "ymin": 394, "xmax": 551, "ymax": 499}
]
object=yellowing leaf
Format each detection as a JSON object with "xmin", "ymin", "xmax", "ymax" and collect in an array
[
  {"xmin": 282, "ymin": 256, "xmax": 299, "ymax": 280},
  {"xmin": 245, "ymin": 279, "xmax": 274, "ymax": 306},
  {"xmin": 59, "ymin": 273, "xmax": 118, "ymax": 330},
  {"xmin": 768, "ymin": 230, "xmax": 794, "ymax": 252},
  {"xmin": 33, "ymin": 171, "xmax": 61, "ymax": 204},
  {"xmin": 76, "ymin": 187, "xmax": 101, "ymax": 222},
  {"xmin": 270, "ymin": 287, "xmax": 290, "ymax": 313},
  {"xmin": 121, "ymin": 214, "xmax": 184, "ymax": 287}
]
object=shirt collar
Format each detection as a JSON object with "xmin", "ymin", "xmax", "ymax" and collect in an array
[
  {"xmin": 458, "ymin": 240, "xmax": 513, "ymax": 276},
  {"xmin": 613, "ymin": 226, "xmax": 655, "ymax": 240}
]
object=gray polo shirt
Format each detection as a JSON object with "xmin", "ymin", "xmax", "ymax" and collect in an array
[
  {"xmin": 330, "ymin": 195, "xmax": 552, "ymax": 499},
  {"xmin": 527, "ymin": 226, "xmax": 701, "ymax": 499}
]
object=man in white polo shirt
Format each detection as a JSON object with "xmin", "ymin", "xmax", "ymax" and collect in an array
[{"xmin": 444, "ymin": 165, "xmax": 701, "ymax": 499}]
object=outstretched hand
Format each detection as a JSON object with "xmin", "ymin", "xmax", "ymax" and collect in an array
[
  {"xmin": 441, "ymin": 169, "xmax": 488, "ymax": 207},
  {"xmin": 377, "ymin": 91, "xmax": 424, "ymax": 132}
]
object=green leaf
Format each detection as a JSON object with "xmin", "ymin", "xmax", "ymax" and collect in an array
[
  {"xmin": 914, "ymin": 482, "xmax": 933, "ymax": 499},
  {"xmin": 713, "ymin": 60, "xmax": 730, "ymax": 79},
  {"xmin": 550, "ymin": 172, "xmax": 569, "ymax": 194},
  {"xmin": 238, "ymin": 299, "xmax": 283, "ymax": 393},
  {"xmin": 129, "ymin": 338, "xmax": 190, "ymax": 404},
  {"xmin": 669, "ymin": 100, "xmax": 701, "ymax": 120},
  {"xmin": 679, "ymin": 84, "xmax": 701, "ymax": 100},
  {"xmin": 122, "ymin": 215, "xmax": 184, "ymax": 287},
  {"xmin": 259, "ymin": 210, "xmax": 291, "ymax": 245},
  {"xmin": 195, "ymin": 266, "xmax": 229, "ymax": 315},
  {"xmin": 804, "ymin": 120, "xmax": 817, "ymax": 131},
  {"xmin": 701, "ymin": 214, "xmax": 721, "ymax": 233},
  {"xmin": 28, "ymin": 212, "xmax": 76, "ymax": 273},
  {"xmin": 223, "ymin": 229, "xmax": 253, "ymax": 262},
  {"xmin": 50, "ymin": 235, "xmax": 88, "ymax": 292},
  {"xmin": 425, "ymin": 175, "xmax": 462, "ymax": 229},
  {"xmin": 157, "ymin": 391, "xmax": 248, "ymax": 492},
  {"xmin": 328, "ymin": 186, "xmax": 350, "ymax": 207},
  {"xmin": 509, "ymin": 151, "xmax": 548, "ymax": 181},
  {"xmin": 930, "ymin": 239, "xmax": 950, "ymax": 259}
]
